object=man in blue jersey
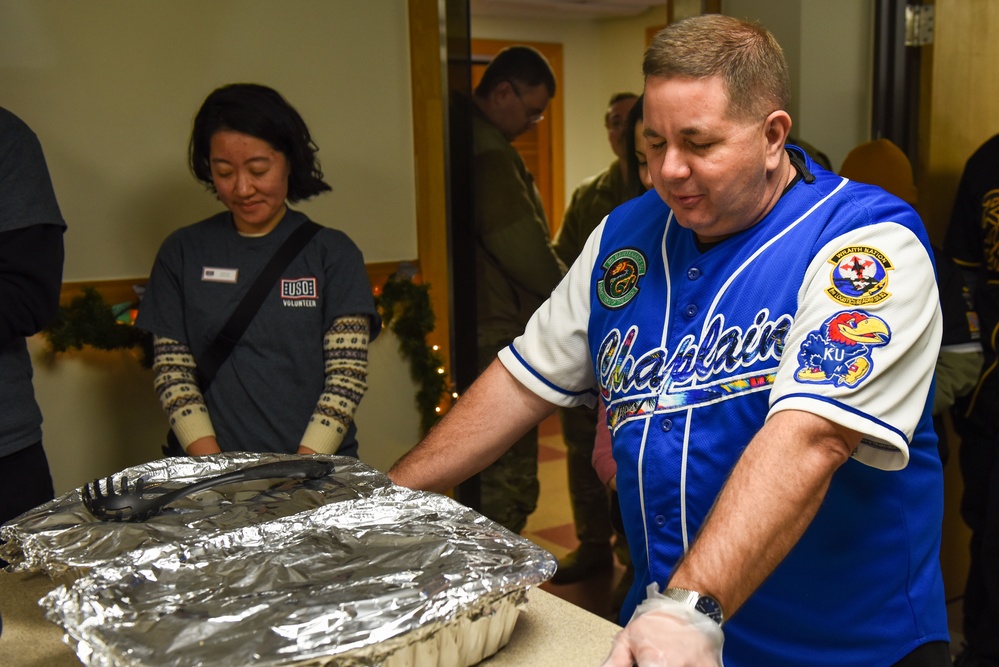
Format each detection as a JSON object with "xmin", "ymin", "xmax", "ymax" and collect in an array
[{"xmin": 391, "ymin": 14, "xmax": 949, "ymax": 666}]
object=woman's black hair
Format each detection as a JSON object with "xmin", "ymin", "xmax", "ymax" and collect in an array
[
  {"xmin": 623, "ymin": 93, "xmax": 647, "ymax": 200},
  {"xmin": 188, "ymin": 83, "xmax": 331, "ymax": 202}
]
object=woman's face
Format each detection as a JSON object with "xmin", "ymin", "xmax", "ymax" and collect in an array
[
  {"xmin": 634, "ymin": 119, "xmax": 652, "ymax": 191},
  {"xmin": 209, "ymin": 130, "xmax": 290, "ymax": 234}
]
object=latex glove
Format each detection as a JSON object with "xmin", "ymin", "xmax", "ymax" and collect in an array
[{"xmin": 601, "ymin": 584, "xmax": 724, "ymax": 667}]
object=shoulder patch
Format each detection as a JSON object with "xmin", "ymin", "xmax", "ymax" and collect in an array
[
  {"xmin": 825, "ymin": 246, "xmax": 893, "ymax": 306},
  {"xmin": 597, "ymin": 248, "xmax": 647, "ymax": 309},
  {"xmin": 794, "ymin": 310, "xmax": 890, "ymax": 387}
]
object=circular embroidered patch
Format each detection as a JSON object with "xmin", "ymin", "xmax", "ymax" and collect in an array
[
  {"xmin": 597, "ymin": 248, "xmax": 647, "ymax": 309},
  {"xmin": 825, "ymin": 246, "xmax": 893, "ymax": 306}
]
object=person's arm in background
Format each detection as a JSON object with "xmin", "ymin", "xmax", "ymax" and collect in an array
[
  {"xmin": 591, "ymin": 400, "xmax": 617, "ymax": 490},
  {"xmin": 298, "ymin": 315, "xmax": 370, "ymax": 455},
  {"xmin": 0, "ymin": 112, "xmax": 66, "ymax": 347},
  {"xmin": 474, "ymin": 149, "xmax": 566, "ymax": 295},
  {"xmin": 151, "ymin": 335, "xmax": 221, "ymax": 455},
  {"xmin": 0, "ymin": 224, "xmax": 64, "ymax": 346},
  {"xmin": 934, "ymin": 249, "xmax": 983, "ymax": 416},
  {"xmin": 553, "ymin": 180, "xmax": 591, "ymax": 268}
]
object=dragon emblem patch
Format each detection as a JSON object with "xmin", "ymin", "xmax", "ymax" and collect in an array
[
  {"xmin": 826, "ymin": 246, "xmax": 893, "ymax": 306},
  {"xmin": 795, "ymin": 310, "xmax": 891, "ymax": 387},
  {"xmin": 597, "ymin": 248, "xmax": 647, "ymax": 309}
]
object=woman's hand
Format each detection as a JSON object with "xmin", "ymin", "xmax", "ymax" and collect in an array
[{"xmin": 186, "ymin": 435, "xmax": 222, "ymax": 456}]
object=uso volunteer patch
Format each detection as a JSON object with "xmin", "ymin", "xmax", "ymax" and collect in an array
[
  {"xmin": 825, "ymin": 246, "xmax": 893, "ymax": 306},
  {"xmin": 597, "ymin": 248, "xmax": 647, "ymax": 309}
]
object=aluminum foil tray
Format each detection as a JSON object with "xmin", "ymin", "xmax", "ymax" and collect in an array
[
  {"xmin": 2, "ymin": 453, "xmax": 556, "ymax": 666},
  {"xmin": 0, "ymin": 453, "xmax": 383, "ymax": 578}
]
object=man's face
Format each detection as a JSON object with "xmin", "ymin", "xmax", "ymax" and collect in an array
[
  {"xmin": 606, "ymin": 96, "xmax": 637, "ymax": 160},
  {"xmin": 493, "ymin": 81, "xmax": 551, "ymax": 141},
  {"xmin": 643, "ymin": 75, "xmax": 779, "ymax": 243}
]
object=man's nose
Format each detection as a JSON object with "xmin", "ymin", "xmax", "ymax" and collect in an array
[{"xmin": 659, "ymin": 147, "xmax": 691, "ymax": 181}]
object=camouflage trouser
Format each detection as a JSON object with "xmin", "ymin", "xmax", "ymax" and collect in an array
[
  {"xmin": 559, "ymin": 404, "xmax": 612, "ymax": 544},
  {"xmin": 455, "ymin": 344, "xmax": 539, "ymax": 534},
  {"xmin": 477, "ymin": 425, "xmax": 540, "ymax": 534}
]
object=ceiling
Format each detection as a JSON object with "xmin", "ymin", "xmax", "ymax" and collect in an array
[{"xmin": 469, "ymin": 0, "xmax": 666, "ymax": 21}]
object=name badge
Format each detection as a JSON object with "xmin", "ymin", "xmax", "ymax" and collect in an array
[{"xmin": 202, "ymin": 267, "xmax": 238, "ymax": 283}]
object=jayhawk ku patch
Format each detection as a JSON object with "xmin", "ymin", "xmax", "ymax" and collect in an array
[
  {"xmin": 826, "ymin": 246, "xmax": 893, "ymax": 306},
  {"xmin": 795, "ymin": 310, "xmax": 891, "ymax": 387},
  {"xmin": 597, "ymin": 248, "xmax": 647, "ymax": 309}
]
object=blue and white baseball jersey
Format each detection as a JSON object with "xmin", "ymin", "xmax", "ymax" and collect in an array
[{"xmin": 498, "ymin": 149, "xmax": 949, "ymax": 666}]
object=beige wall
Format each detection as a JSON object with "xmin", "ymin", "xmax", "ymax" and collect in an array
[
  {"xmin": 2, "ymin": 0, "xmax": 423, "ymax": 491},
  {"xmin": 1, "ymin": 0, "xmax": 418, "ymax": 280}
]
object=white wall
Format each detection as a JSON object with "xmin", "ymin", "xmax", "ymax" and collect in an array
[{"xmin": 2, "ymin": 0, "xmax": 423, "ymax": 492}]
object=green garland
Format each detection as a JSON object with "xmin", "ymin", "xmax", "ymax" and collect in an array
[
  {"xmin": 44, "ymin": 287, "xmax": 154, "ymax": 367},
  {"xmin": 43, "ymin": 277, "xmax": 448, "ymax": 435},
  {"xmin": 374, "ymin": 275, "xmax": 448, "ymax": 435}
]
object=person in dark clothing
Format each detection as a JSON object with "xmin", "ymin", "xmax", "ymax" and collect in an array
[
  {"xmin": 0, "ymin": 107, "xmax": 66, "ymax": 538},
  {"xmin": 943, "ymin": 133, "xmax": 999, "ymax": 667}
]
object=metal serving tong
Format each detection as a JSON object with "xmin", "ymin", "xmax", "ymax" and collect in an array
[{"xmin": 81, "ymin": 459, "xmax": 335, "ymax": 522}]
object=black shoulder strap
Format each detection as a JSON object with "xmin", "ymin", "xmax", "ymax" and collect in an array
[{"xmin": 197, "ymin": 220, "xmax": 322, "ymax": 390}]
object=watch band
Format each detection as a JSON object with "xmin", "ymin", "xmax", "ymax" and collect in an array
[{"xmin": 662, "ymin": 587, "xmax": 725, "ymax": 626}]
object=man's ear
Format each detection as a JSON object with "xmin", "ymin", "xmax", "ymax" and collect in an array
[
  {"xmin": 492, "ymin": 79, "xmax": 515, "ymax": 103},
  {"xmin": 763, "ymin": 110, "xmax": 792, "ymax": 169}
]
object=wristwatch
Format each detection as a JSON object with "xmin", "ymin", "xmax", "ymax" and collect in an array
[{"xmin": 661, "ymin": 587, "xmax": 725, "ymax": 626}]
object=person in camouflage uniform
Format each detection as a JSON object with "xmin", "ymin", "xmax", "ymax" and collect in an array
[{"xmin": 460, "ymin": 46, "xmax": 566, "ymax": 533}]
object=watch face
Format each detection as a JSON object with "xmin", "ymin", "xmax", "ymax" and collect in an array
[{"xmin": 694, "ymin": 595, "xmax": 724, "ymax": 625}]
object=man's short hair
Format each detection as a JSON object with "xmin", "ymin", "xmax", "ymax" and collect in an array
[
  {"xmin": 475, "ymin": 46, "xmax": 557, "ymax": 99},
  {"xmin": 643, "ymin": 14, "xmax": 789, "ymax": 121},
  {"xmin": 608, "ymin": 92, "xmax": 638, "ymax": 107}
]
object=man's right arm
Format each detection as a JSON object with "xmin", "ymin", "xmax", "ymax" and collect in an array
[{"xmin": 388, "ymin": 359, "xmax": 557, "ymax": 493}]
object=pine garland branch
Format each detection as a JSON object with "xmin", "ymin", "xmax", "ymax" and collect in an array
[
  {"xmin": 43, "ymin": 287, "xmax": 153, "ymax": 366},
  {"xmin": 375, "ymin": 274, "xmax": 448, "ymax": 435}
]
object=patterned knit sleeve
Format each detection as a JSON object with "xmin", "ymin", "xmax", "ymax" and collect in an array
[
  {"xmin": 152, "ymin": 336, "xmax": 215, "ymax": 449},
  {"xmin": 298, "ymin": 314, "xmax": 370, "ymax": 455}
]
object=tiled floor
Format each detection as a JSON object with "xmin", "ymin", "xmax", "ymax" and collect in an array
[{"xmin": 523, "ymin": 414, "xmax": 969, "ymax": 656}]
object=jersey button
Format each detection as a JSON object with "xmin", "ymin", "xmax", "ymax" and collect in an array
[
  {"xmin": 684, "ymin": 304, "xmax": 698, "ymax": 317},
  {"xmin": 654, "ymin": 514, "xmax": 667, "ymax": 527},
  {"xmin": 687, "ymin": 267, "xmax": 701, "ymax": 280},
  {"xmin": 660, "ymin": 418, "xmax": 673, "ymax": 432}
]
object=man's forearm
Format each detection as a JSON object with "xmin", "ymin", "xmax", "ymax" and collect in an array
[
  {"xmin": 389, "ymin": 358, "xmax": 557, "ymax": 493},
  {"xmin": 667, "ymin": 409, "xmax": 857, "ymax": 618}
]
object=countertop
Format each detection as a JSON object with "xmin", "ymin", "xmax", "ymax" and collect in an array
[{"xmin": 0, "ymin": 571, "xmax": 621, "ymax": 666}]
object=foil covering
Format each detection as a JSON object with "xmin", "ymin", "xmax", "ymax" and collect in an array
[
  {"xmin": 1, "ymin": 453, "xmax": 385, "ymax": 578},
  {"xmin": 2, "ymin": 454, "xmax": 556, "ymax": 666}
]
